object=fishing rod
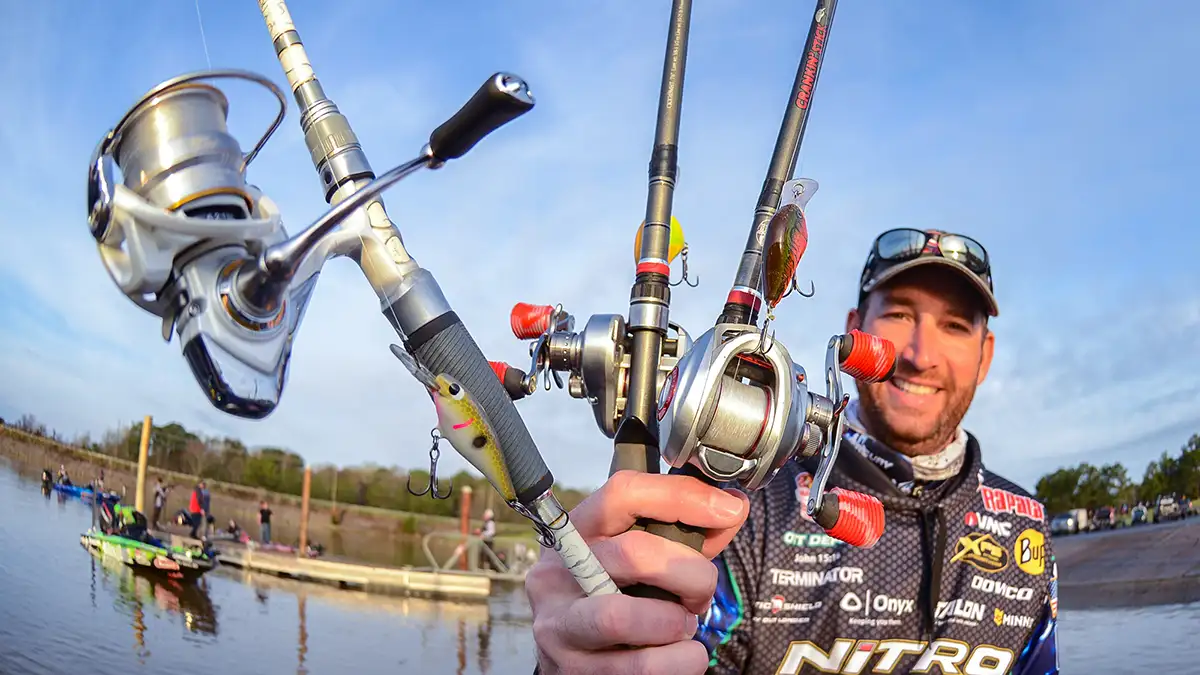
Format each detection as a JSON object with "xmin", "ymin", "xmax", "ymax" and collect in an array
[
  {"xmin": 495, "ymin": 0, "xmax": 893, "ymax": 603},
  {"xmin": 84, "ymin": 0, "xmax": 616, "ymax": 598}
]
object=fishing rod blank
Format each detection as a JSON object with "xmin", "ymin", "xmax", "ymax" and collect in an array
[{"xmin": 717, "ymin": 0, "xmax": 837, "ymax": 327}]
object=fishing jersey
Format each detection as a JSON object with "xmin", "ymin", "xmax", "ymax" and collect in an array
[{"xmin": 697, "ymin": 430, "xmax": 1060, "ymax": 675}]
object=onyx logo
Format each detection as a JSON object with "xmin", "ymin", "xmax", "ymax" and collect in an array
[{"xmin": 839, "ymin": 590, "xmax": 915, "ymax": 616}]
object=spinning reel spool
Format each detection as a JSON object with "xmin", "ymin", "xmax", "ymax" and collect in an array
[{"xmin": 497, "ymin": 303, "xmax": 694, "ymax": 439}]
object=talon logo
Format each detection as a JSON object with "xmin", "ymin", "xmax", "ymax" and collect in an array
[
  {"xmin": 951, "ymin": 532, "xmax": 1009, "ymax": 573},
  {"xmin": 775, "ymin": 637, "xmax": 1014, "ymax": 675},
  {"xmin": 1015, "ymin": 529, "xmax": 1046, "ymax": 576}
]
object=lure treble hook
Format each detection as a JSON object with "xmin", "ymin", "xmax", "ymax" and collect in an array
[
  {"xmin": 408, "ymin": 428, "xmax": 452, "ymax": 499},
  {"xmin": 669, "ymin": 245, "xmax": 700, "ymax": 287},
  {"xmin": 782, "ymin": 278, "xmax": 815, "ymax": 299}
]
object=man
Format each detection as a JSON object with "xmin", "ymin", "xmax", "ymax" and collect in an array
[
  {"xmin": 200, "ymin": 481, "xmax": 213, "ymax": 537},
  {"xmin": 151, "ymin": 478, "xmax": 168, "ymax": 528},
  {"xmin": 478, "ymin": 508, "xmax": 498, "ymax": 571},
  {"xmin": 258, "ymin": 499, "xmax": 272, "ymax": 544},
  {"xmin": 525, "ymin": 229, "xmax": 1059, "ymax": 675},
  {"xmin": 188, "ymin": 482, "xmax": 205, "ymax": 540}
]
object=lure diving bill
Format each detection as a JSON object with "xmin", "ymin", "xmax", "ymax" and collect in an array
[
  {"xmin": 389, "ymin": 344, "xmax": 517, "ymax": 502},
  {"xmin": 762, "ymin": 178, "xmax": 818, "ymax": 309}
]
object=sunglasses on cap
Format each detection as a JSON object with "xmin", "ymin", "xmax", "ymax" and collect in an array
[{"xmin": 864, "ymin": 228, "xmax": 992, "ymax": 287}]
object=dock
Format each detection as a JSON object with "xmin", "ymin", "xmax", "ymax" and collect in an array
[{"xmin": 215, "ymin": 545, "xmax": 493, "ymax": 601}]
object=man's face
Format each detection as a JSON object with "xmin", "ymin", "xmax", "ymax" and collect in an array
[{"xmin": 846, "ymin": 265, "xmax": 995, "ymax": 456}]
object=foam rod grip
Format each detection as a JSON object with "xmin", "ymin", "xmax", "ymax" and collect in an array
[
  {"xmin": 428, "ymin": 73, "xmax": 535, "ymax": 161},
  {"xmin": 413, "ymin": 317, "xmax": 551, "ymax": 502}
]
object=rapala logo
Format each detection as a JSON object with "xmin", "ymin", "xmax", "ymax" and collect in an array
[
  {"xmin": 993, "ymin": 608, "xmax": 1036, "ymax": 629},
  {"xmin": 951, "ymin": 532, "xmax": 1009, "ymax": 573},
  {"xmin": 775, "ymin": 638, "xmax": 1014, "ymax": 674},
  {"xmin": 782, "ymin": 530, "xmax": 841, "ymax": 548},
  {"xmin": 971, "ymin": 575, "xmax": 1035, "ymax": 601},
  {"xmin": 1015, "ymin": 528, "xmax": 1047, "ymax": 576},
  {"xmin": 935, "ymin": 598, "xmax": 986, "ymax": 627},
  {"xmin": 964, "ymin": 511, "xmax": 1012, "ymax": 538},
  {"xmin": 979, "ymin": 486, "xmax": 1046, "ymax": 522},
  {"xmin": 770, "ymin": 566, "xmax": 864, "ymax": 588}
]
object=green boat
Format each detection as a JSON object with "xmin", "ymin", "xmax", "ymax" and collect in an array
[{"xmin": 80, "ymin": 503, "xmax": 217, "ymax": 583}]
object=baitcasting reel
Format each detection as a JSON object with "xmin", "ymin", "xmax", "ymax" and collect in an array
[
  {"xmin": 490, "ymin": 303, "xmax": 693, "ymax": 438},
  {"xmin": 87, "ymin": 68, "xmax": 536, "ymax": 419}
]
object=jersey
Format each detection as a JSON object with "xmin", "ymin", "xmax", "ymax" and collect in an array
[{"xmin": 697, "ymin": 430, "xmax": 1060, "ymax": 674}]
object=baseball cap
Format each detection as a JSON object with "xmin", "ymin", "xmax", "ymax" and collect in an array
[{"xmin": 857, "ymin": 228, "xmax": 999, "ymax": 318}]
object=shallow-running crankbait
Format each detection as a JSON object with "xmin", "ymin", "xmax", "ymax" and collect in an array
[
  {"xmin": 390, "ymin": 344, "xmax": 517, "ymax": 502},
  {"xmin": 762, "ymin": 178, "xmax": 817, "ymax": 309}
]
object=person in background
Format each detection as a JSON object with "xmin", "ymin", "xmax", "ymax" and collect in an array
[
  {"xmin": 478, "ymin": 508, "xmax": 498, "ymax": 571},
  {"xmin": 199, "ymin": 480, "xmax": 213, "ymax": 537},
  {"xmin": 258, "ymin": 500, "xmax": 272, "ymax": 544},
  {"xmin": 188, "ymin": 482, "xmax": 204, "ymax": 540},
  {"xmin": 151, "ymin": 478, "xmax": 168, "ymax": 528}
]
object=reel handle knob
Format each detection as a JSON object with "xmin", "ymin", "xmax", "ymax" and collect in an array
[
  {"xmin": 511, "ymin": 302, "xmax": 556, "ymax": 339},
  {"xmin": 428, "ymin": 73, "xmax": 535, "ymax": 161},
  {"xmin": 489, "ymin": 361, "xmax": 529, "ymax": 401},
  {"xmin": 838, "ymin": 329, "xmax": 897, "ymax": 383},
  {"xmin": 812, "ymin": 487, "xmax": 885, "ymax": 548}
]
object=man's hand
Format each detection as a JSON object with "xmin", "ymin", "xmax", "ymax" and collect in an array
[{"xmin": 526, "ymin": 470, "xmax": 750, "ymax": 675}]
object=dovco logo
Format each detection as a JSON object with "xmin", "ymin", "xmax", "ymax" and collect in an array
[
  {"xmin": 770, "ymin": 566, "xmax": 864, "ymax": 588},
  {"xmin": 935, "ymin": 598, "xmax": 986, "ymax": 628},
  {"xmin": 950, "ymin": 532, "xmax": 1009, "ymax": 573},
  {"xmin": 839, "ymin": 590, "xmax": 913, "ymax": 627},
  {"xmin": 979, "ymin": 486, "xmax": 1046, "ymax": 522},
  {"xmin": 964, "ymin": 511, "xmax": 1012, "ymax": 538},
  {"xmin": 971, "ymin": 575, "xmax": 1034, "ymax": 601},
  {"xmin": 774, "ymin": 637, "xmax": 1014, "ymax": 675},
  {"xmin": 1015, "ymin": 528, "xmax": 1046, "ymax": 575},
  {"xmin": 993, "ymin": 608, "xmax": 1035, "ymax": 629}
]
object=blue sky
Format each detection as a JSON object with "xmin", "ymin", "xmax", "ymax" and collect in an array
[{"xmin": 1, "ymin": 1, "xmax": 1197, "ymax": 493}]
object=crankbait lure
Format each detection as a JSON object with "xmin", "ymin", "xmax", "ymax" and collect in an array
[
  {"xmin": 390, "ymin": 344, "xmax": 517, "ymax": 502},
  {"xmin": 762, "ymin": 178, "xmax": 817, "ymax": 310}
]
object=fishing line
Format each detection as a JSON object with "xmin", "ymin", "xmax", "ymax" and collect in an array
[{"xmin": 194, "ymin": 0, "xmax": 212, "ymax": 69}]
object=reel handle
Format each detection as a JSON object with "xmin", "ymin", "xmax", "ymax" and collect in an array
[
  {"xmin": 429, "ymin": 73, "xmax": 535, "ymax": 161},
  {"xmin": 511, "ymin": 302, "xmax": 556, "ymax": 339},
  {"xmin": 811, "ymin": 488, "xmax": 885, "ymax": 548},
  {"xmin": 489, "ymin": 361, "xmax": 529, "ymax": 401},
  {"xmin": 838, "ymin": 329, "xmax": 897, "ymax": 383}
]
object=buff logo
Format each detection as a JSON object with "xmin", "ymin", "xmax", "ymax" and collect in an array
[
  {"xmin": 770, "ymin": 566, "xmax": 864, "ymax": 588},
  {"xmin": 979, "ymin": 486, "xmax": 1046, "ymax": 522},
  {"xmin": 775, "ymin": 638, "xmax": 1014, "ymax": 675}
]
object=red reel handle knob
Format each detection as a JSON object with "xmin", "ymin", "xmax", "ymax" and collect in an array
[
  {"xmin": 510, "ymin": 302, "xmax": 555, "ymax": 340},
  {"xmin": 822, "ymin": 488, "xmax": 885, "ymax": 548},
  {"xmin": 488, "ymin": 360, "xmax": 529, "ymax": 401},
  {"xmin": 839, "ymin": 330, "xmax": 897, "ymax": 383}
]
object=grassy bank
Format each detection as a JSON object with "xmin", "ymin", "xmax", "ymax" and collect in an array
[{"xmin": 0, "ymin": 426, "xmax": 536, "ymax": 567}]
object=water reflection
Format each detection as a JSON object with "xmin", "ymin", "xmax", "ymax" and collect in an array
[{"xmin": 92, "ymin": 550, "xmax": 219, "ymax": 643}]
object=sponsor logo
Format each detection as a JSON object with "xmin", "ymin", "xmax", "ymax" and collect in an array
[
  {"xmin": 769, "ymin": 566, "xmax": 864, "ymax": 588},
  {"xmin": 971, "ymin": 575, "xmax": 1034, "ymax": 601},
  {"xmin": 839, "ymin": 590, "xmax": 914, "ymax": 627},
  {"xmin": 935, "ymin": 598, "xmax": 987, "ymax": 627},
  {"xmin": 979, "ymin": 486, "xmax": 1045, "ymax": 522},
  {"xmin": 1015, "ymin": 529, "xmax": 1047, "ymax": 576},
  {"xmin": 964, "ymin": 511, "xmax": 1012, "ymax": 538},
  {"xmin": 152, "ymin": 556, "xmax": 180, "ymax": 571},
  {"xmin": 844, "ymin": 431, "xmax": 896, "ymax": 471},
  {"xmin": 782, "ymin": 530, "xmax": 841, "ymax": 548},
  {"xmin": 775, "ymin": 638, "xmax": 1014, "ymax": 675},
  {"xmin": 993, "ymin": 608, "xmax": 1036, "ymax": 629},
  {"xmin": 752, "ymin": 595, "xmax": 822, "ymax": 625},
  {"xmin": 951, "ymin": 532, "xmax": 1009, "ymax": 573}
]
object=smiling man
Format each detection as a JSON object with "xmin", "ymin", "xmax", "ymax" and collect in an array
[
  {"xmin": 694, "ymin": 228, "xmax": 1060, "ymax": 674},
  {"xmin": 525, "ymin": 228, "xmax": 1061, "ymax": 675}
]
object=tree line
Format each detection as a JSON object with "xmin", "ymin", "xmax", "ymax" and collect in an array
[
  {"xmin": 3, "ymin": 413, "xmax": 593, "ymax": 525},
  {"xmin": 1034, "ymin": 433, "xmax": 1200, "ymax": 516}
]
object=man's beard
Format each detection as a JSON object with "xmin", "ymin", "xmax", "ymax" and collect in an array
[{"xmin": 855, "ymin": 371, "xmax": 978, "ymax": 457}]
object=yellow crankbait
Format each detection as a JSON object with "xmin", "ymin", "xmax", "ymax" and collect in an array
[
  {"xmin": 390, "ymin": 344, "xmax": 517, "ymax": 502},
  {"xmin": 633, "ymin": 215, "xmax": 687, "ymax": 263}
]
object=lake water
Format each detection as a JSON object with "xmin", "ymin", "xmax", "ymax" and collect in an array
[{"xmin": 0, "ymin": 460, "xmax": 1193, "ymax": 674}]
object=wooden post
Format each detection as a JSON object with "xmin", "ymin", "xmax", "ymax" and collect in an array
[
  {"xmin": 134, "ymin": 415, "xmax": 152, "ymax": 513},
  {"xmin": 459, "ymin": 485, "xmax": 473, "ymax": 570},
  {"xmin": 298, "ymin": 466, "xmax": 312, "ymax": 555}
]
